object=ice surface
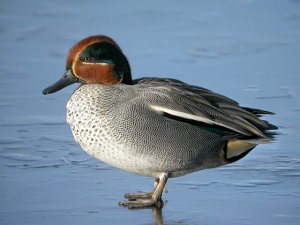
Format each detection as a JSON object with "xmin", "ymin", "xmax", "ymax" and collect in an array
[{"xmin": 0, "ymin": 0, "xmax": 299, "ymax": 225}]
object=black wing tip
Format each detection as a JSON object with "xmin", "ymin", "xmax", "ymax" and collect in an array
[{"xmin": 242, "ymin": 107, "xmax": 276, "ymax": 115}]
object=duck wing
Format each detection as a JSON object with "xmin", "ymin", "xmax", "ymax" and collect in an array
[{"xmin": 134, "ymin": 77, "xmax": 277, "ymax": 141}]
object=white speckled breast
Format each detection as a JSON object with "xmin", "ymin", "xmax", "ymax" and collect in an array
[
  {"xmin": 67, "ymin": 84, "xmax": 142, "ymax": 174},
  {"xmin": 66, "ymin": 84, "xmax": 226, "ymax": 178}
]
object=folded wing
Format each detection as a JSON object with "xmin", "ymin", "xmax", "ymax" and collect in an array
[{"xmin": 135, "ymin": 77, "xmax": 277, "ymax": 142}]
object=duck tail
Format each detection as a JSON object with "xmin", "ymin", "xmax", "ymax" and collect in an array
[{"xmin": 223, "ymin": 130, "xmax": 277, "ymax": 163}]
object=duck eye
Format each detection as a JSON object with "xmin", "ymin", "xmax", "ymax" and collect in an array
[{"xmin": 83, "ymin": 57, "xmax": 90, "ymax": 62}]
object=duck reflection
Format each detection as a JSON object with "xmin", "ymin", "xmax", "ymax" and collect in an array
[
  {"xmin": 151, "ymin": 206, "xmax": 164, "ymax": 225},
  {"xmin": 126, "ymin": 204, "xmax": 165, "ymax": 225}
]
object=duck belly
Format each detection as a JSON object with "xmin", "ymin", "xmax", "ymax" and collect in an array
[
  {"xmin": 66, "ymin": 85, "xmax": 228, "ymax": 178},
  {"xmin": 67, "ymin": 111, "xmax": 227, "ymax": 178}
]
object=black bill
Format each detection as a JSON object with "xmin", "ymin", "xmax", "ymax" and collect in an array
[{"xmin": 42, "ymin": 69, "xmax": 79, "ymax": 95}]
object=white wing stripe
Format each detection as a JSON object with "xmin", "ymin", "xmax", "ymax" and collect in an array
[
  {"xmin": 150, "ymin": 105, "xmax": 214, "ymax": 125},
  {"xmin": 149, "ymin": 105, "xmax": 251, "ymax": 136}
]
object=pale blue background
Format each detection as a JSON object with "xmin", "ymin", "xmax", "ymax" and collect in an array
[{"xmin": 0, "ymin": 0, "xmax": 299, "ymax": 224}]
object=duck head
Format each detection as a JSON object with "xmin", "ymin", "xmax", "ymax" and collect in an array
[{"xmin": 43, "ymin": 35, "xmax": 132, "ymax": 95}]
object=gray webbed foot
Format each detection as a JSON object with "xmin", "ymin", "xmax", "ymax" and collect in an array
[
  {"xmin": 124, "ymin": 191, "xmax": 154, "ymax": 200},
  {"xmin": 119, "ymin": 173, "xmax": 169, "ymax": 209},
  {"xmin": 119, "ymin": 198, "xmax": 163, "ymax": 209}
]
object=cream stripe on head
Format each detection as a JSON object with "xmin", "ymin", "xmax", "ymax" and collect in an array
[{"xmin": 81, "ymin": 62, "xmax": 110, "ymax": 65}]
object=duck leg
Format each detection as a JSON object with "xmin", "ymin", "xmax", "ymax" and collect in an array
[{"xmin": 119, "ymin": 173, "xmax": 168, "ymax": 209}]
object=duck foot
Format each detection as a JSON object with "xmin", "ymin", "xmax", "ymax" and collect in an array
[
  {"xmin": 119, "ymin": 173, "xmax": 169, "ymax": 209},
  {"xmin": 119, "ymin": 198, "xmax": 163, "ymax": 209},
  {"xmin": 124, "ymin": 191, "xmax": 154, "ymax": 200}
]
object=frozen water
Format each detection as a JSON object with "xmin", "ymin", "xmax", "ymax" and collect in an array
[{"xmin": 0, "ymin": 0, "xmax": 299, "ymax": 224}]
